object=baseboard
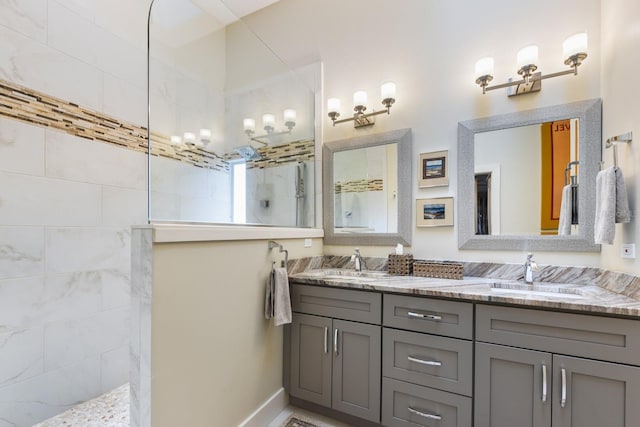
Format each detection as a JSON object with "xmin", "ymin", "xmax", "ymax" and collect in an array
[{"xmin": 238, "ymin": 387, "xmax": 288, "ymax": 427}]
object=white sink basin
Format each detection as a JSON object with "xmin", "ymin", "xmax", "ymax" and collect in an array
[
  {"xmin": 293, "ymin": 269, "xmax": 388, "ymax": 281},
  {"xmin": 489, "ymin": 282, "xmax": 588, "ymax": 299}
]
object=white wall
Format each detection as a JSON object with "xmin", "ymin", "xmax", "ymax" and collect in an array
[
  {"xmin": 600, "ymin": 0, "xmax": 640, "ymax": 275},
  {"xmin": 0, "ymin": 1, "xmax": 150, "ymax": 425},
  {"xmin": 242, "ymin": 0, "xmax": 603, "ymax": 266}
]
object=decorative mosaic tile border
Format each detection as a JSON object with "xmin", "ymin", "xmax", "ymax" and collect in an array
[
  {"xmin": 335, "ymin": 178, "xmax": 383, "ymax": 194},
  {"xmin": 0, "ymin": 78, "xmax": 313, "ymax": 172}
]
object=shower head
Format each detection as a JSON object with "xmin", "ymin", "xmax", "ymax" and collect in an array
[{"xmin": 234, "ymin": 145, "xmax": 262, "ymax": 161}]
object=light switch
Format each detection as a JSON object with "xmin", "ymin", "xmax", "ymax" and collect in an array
[{"xmin": 304, "ymin": 239, "xmax": 312, "ymax": 248}]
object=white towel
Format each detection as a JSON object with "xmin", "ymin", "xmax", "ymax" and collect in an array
[
  {"xmin": 594, "ymin": 166, "xmax": 631, "ymax": 244},
  {"xmin": 558, "ymin": 184, "xmax": 572, "ymax": 236},
  {"xmin": 265, "ymin": 267, "xmax": 291, "ymax": 326}
]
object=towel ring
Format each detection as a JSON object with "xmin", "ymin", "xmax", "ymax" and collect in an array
[{"xmin": 268, "ymin": 240, "xmax": 289, "ymax": 268}]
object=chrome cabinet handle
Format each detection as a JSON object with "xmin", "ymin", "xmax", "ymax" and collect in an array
[
  {"xmin": 561, "ymin": 368, "xmax": 567, "ymax": 408},
  {"xmin": 407, "ymin": 311, "xmax": 442, "ymax": 321},
  {"xmin": 324, "ymin": 327, "xmax": 328, "ymax": 354},
  {"xmin": 407, "ymin": 356, "xmax": 442, "ymax": 367},
  {"xmin": 542, "ymin": 364, "xmax": 547, "ymax": 403},
  {"xmin": 334, "ymin": 328, "xmax": 339, "ymax": 356},
  {"xmin": 408, "ymin": 407, "xmax": 442, "ymax": 421}
]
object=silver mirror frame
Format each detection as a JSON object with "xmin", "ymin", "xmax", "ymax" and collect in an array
[
  {"xmin": 323, "ymin": 128, "xmax": 412, "ymax": 246},
  {"xmin": 457, "ymin": 99, "xmax": 602, "ymax": 252}
]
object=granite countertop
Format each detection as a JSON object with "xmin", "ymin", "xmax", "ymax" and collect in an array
[{"xmin": 289, "ymin": 269, "xmax": 640, "ymax": 318}]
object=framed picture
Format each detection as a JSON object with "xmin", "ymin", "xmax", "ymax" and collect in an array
[
  {"xmin": 419, "ymin": 150, "xmax": 449, "ymax": 187},
  {"xmin": 416, "ymin": 197, "xmax": 454, "ymax": 227}
]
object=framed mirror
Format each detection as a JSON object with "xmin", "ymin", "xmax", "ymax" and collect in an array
[
  {"xmin": 323, "ymin": 128, "xmax": 412, "ymax": 245},
  {"xmin": 458, "ymin": 99, "xmax": 601, "ymax": 252}
]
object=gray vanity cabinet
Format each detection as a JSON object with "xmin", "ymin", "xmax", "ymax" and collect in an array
[
  {"xmin": 288, "ymin": 284, "xmax": 382, "ymax": 423},
  {"xmin": 475, "ymin": 304, "xmax": 640, "ymax": 427},
  {"xmin": 475, "ymin": 342, "xmax": 551, "ymax": 427}
]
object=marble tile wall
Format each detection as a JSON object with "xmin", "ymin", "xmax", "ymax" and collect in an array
[{"xmin": 0, "ymin": 1, "xmax": 151, "ymax": 425}]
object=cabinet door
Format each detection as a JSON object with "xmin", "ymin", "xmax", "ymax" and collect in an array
[
  {"xmin": 552, "ymin": 355, "xmax": 640, "ymax": 427},
  {"xmin": 475, "ymin": 342, "xmax": 551, "ymax": 427},
  {"xmin": 332, "ymin": 319, "xmax": 381, "ymax": 423},
  {"xmin": 289, "ymin": 313, "xmax": 332, "ymax": 408}
]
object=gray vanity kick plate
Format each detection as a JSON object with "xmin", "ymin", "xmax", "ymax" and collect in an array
[
  {"xmin": 290, "ymin": 283, "xmax": 382, "ymax": 324},
  {"xmin": 381, "ymin": 377, "xmax": 472, "ymax": 427},
  {"xmin": 383, "ymin": 294, "xmax": 473, "ymax": 339},
  {"xmin": 383, "ymin": 328, "xmax": 473, "ymax": 396}
]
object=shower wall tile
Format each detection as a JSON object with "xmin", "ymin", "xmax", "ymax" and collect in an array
[
  {"xmin": 0, "ymin": 171, "xmax": 102, "ymax": 226},
  {"xmin": 100, "ymin": 345, "xmax": 129, "ymax": 391},
  {"xmin": 102, "ymin": 186, "xmax": 148, "ymax": 228},
  {"xmin": 43, "ymin": 308, "xmax": 130, "ymax": 372},
  {"xmin": 99, "ymin": 269, "xmax": 131, "ymax": 311},
  {"xmin": 0, "ymin": 274, "xmax": 101, "ymax": 331},
  {"xmin": 103, "ymin": 74, "xmax": 147, "ymax": 126},
  {"xmin": 0, "ymin": 356, "xmax": 101, "ymax": 426},
  {"xmin": 51, "ymin": 0, "xmax": 97, "ymax": 23},
  {"xmin": 0, "ymin": 226, "xmax": 44, "ymax": 280},
  {"xmin": 47, "ymin": 1, "xmax": 100, "ymax": 69},
  {"xmin": 0, "ymin": 25, "xmax": 104, "ymax": 111},
  {"xmin": 45, "ymin": 130, "xmax": 148, "ymax": 190},
  {"xmin": 0, "ymin": 0, "xmax": 47, "ymax": 43},
  {"xmin": 45, "ymin": 228, "xmax": 131, "ymax": 274},
  {"xmin": 0, "ymin": 327, "xmax": 44, "ymax": 386},
  {"xmin": 0, "ymin": 112, "xmax": 45, "ymax": 176}
]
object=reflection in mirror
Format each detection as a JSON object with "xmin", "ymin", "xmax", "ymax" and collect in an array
[
  {"xmin": 147, "ymin": 0, "xmax": 316, "ymax": 227},
  {"xmin": 474, "ymin": 119, "xmax": 579, "ymax": 236},
  {"xmin": 458, "ymin": 99, "xmax": 601, "ymax": 252},
  {"xmin": 324, "ymin": 129, "xmax": 412, "ymax": 246},
  {"xmin": 333, "ymin": 144, "xmax": 397, "ymax": 234}
]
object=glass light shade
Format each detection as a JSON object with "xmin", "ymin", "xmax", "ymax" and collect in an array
[
  {"xmin": 327, "ymin": 98, "xmax": 341, "ymax": 114},
  {"xmin": 262, "ymin": 114, "xmax": 275, "ymax": 127},
  {"xmin": 563, "ymin": 32, "xmax": 588, "ymax": 58},
  {"xmin": 243, "ymin": 118, "xmax": 255, "ymax": 132},
  {"xmin": 517, "ymin": 45, "xmax": 539, "ymax": 68},
  {"xmin": 353, "ymin": 90, "xmax": 367, "ymax": 107},
  {"xmin": 199, "ymin": 128, "xmax": 211, "ymax": 140},
  {"xmin": 170, "ymin": 135, "xmax": 182, "ymax": 145},
  {"xmin": 381, "ymin": 82, "xmax": 396, "ymax": 100},
  {"xmin": 475, "ymin": 57, "xmax": 495, "ymax": 78},
  {"xmin": 183, "ymin": 132, "xmax": 196, "ymax": 144},
  {"xmin": 283, "ymin": 109, "xmax": 296, "ymax": 122}
]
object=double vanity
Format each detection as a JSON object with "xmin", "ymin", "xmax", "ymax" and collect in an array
[{"xmin": 284, "ymin": 266, "xmax": 640, "ymax": 427}]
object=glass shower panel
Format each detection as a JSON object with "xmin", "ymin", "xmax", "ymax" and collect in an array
[{"xmin": 148, "ymin": 0, "xmax": 315, "ymax": 226}]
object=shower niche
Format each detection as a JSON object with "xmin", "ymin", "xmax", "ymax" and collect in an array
[{"xmin": 147, "ymin": 0, "xmax": 317, "ymax": 227}]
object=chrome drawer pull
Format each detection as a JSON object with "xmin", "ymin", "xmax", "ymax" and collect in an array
[
  {"xmin": 542, "ymin": 364, "xmax": 547, "ymax": 403},
  {"xmin": 408, "ymin": 407, "xmax": 442, "ymax": 420},
  {"xmin": 407, "ymin": 356, "xmax": 442, "ymax": 367},
  {"xmin": 407, "ymin": 311, "xmax": 442, "ymax": 321},
  {"xmin": 324, "ymin": 327, "xmax": 328, "ymax": 354},
  {"xmin": 561, "ymin": 368, "xmax": 567, "ymax": 408},
  {"xmin": 334, "ymin": 328, "xmax": 339, "ymax": 356}
]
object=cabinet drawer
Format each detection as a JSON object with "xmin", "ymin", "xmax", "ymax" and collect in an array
[
  {"xmin": 383, "ymin": 328, "xmax": 472, "ymax": 396},
  {"xmin": 383, "ymin": 294, "xmax": 473, "ymax": 339},
  {"xmin": 382, "ymin": 377, "xmax": 472, "ymax": 427},
  {"xmin": 290, "ymin": 283, "xmax": 381, "ymax": 324},
  {"xmin": 476, "ymin": 304, "xmax": 640, "ymax": 366}
]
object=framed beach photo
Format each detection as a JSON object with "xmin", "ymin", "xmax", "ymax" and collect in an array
[
  {"xmin": 416, "ymin": 197, "xmax": 454, "ymax": 227},
  {"xmin": 419, "ymin": 150, "xmax": 449, "ymax": 187}
]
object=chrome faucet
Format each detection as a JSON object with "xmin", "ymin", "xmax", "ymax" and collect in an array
[
  {"xmin": 351, "ymin": 248, "xmax": 366, "ymax": 272},
  {"xmin": 523, "ymin": 253, "xmax": 538, "ymax": 284}
]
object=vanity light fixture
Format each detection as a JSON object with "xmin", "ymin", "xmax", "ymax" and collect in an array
[
  {"xmin": 243, "ymin": 109, "xmax": 296, "ymax": 144},
  {"xmin": 474, "ymin": 32, "xmax": 588, "ymax": 97},
  {"xmin": 327, "ymin": 81, "xmax": 396, "ymax": 128},
  {"xmin": 170, "ymin": 128, "xmax": 214, "ymax": 151}
]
